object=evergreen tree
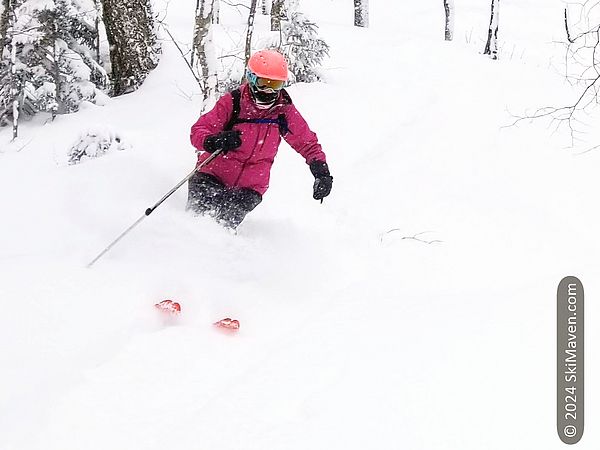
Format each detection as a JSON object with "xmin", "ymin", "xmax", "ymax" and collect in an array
[
  {"xmin": 0, "ymin": 1, "xmax": 10, "ymax": 48},
  {"xmin": 281, "ymin": 11, "xmax": 329, "ymax": 83},
  {"xmin": 0, "ymin": 0, "xmax": 107, "ymax": 132},
  {"xmin": 0, "ymin": 0, "xmax": 18, "ymax": 134}
]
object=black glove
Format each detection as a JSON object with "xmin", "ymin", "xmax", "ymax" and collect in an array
[
  {"xmin": 203, "ymin": 130, "xmax": 242, "ymax": 154},
  {"xmin": 309, "ymin": 160, "xmax": 333, "ymax": 201}
]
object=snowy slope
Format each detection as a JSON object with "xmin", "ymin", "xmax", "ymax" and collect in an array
[{"xmin": 1, "ymin": 1, "xmax": 599, "ymax": 449}]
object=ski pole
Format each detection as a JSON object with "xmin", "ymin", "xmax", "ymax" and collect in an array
[{"xmin": 87, "ymin": 149, "xmax": 223, "ymax": 268}]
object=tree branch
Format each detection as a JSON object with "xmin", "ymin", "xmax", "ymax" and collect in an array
[
  {"xmin": 157, "ymin": 20, "xmax": 202, "ymax": 89},
  {"xmin": 380, "ymin": 230, "xmax": 443, "ymax": 245}
]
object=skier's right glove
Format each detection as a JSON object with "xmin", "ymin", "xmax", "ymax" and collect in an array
[{"xmin": 203, "ymin": 130, "xmax": 242, "ymax": 154}]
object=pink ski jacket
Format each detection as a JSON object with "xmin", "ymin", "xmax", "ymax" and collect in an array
[{"xmin": 190, "ymin": 83, "xmax": 326, "ymax": 195}]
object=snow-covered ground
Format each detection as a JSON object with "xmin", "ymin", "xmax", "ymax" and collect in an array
[{"xmin": 1, "ymin": 1, "xmax": 598, "ymax": 449}]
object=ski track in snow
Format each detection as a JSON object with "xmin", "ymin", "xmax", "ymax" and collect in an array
[{"xmin": 1, "ymin": 1, "xmax": 599, "ymax": 449}]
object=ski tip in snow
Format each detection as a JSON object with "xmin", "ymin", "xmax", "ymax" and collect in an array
[
  {"xmin": 213, "ymin": 318, "xmax": 240, "ymax": 331},
  {"xmin": 154, "ymin": 301, "xmax": 239, "ymax": 331},
  {"xmin": 154, "ymin": 299, "xmax": 181, "ymax": 315}
]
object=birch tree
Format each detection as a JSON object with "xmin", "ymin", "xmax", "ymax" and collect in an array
[
  {"xmin": 192, "ymin": 0, "xmax": 218, "ymax": 106},
  {"xmin": 191, "ymin": 0, "xmax": 200, "ymax": 67},
  {"xmin": 101, "ymin": 0, "xmax": 160, "ymax": 95},
  {"xmin": 9, "ymin": 33, "xmax": 18, "ymax": 139},
  {"xmin": 213, "ymin": 0, "xmax": 219, "ymax": 24},
  {"xmin": 93, "ymin": 0, "xmax": 100, "ymax": 62},
  {"xmin": 443, "ymin": 0, "xmax": 454, "ymax": 41},
  {"xmin": 354, "ymin": 0, "xmax": 368, "ymax": 27},
  {"xmin": 483, "ymin": 0, "xmax": 500, "ymax": 59}
]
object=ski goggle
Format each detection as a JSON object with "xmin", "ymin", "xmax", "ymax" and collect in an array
[{"xmin": 246, "ymin": 70, "xmax": 285, "ymax": 91}]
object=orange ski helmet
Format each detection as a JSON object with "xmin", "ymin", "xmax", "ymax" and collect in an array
[{"xmin": 247, "ymin": 49, "xmax": 288, "ymax": 81}]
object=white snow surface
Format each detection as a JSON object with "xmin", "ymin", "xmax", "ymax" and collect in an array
[{"xmin": 1, "ymin": 1, "xmax": 599, "ymax": 449}]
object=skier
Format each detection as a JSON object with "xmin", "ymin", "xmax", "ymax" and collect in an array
[{"xmin": 188, "ymin": 49, "xmax": 333, "ymax": 229}]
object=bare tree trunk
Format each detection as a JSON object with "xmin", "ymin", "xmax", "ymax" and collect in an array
[
  {"xmin": 271, "ymin": 0, "xmax": 284, "ymax": 31},
  {"xmin": 261, "ymin": 0, "xmax": 269, "ymax": 15},
  {"xmin": 193, "ymin": 0, "xmax": 218, "ymax": 107},
  {"xmin": 443, "ymin": 0, "xmax": 454, "ymax": 41},
  {"xmin": 354, "ymin": 0, "xmax": 369, "ymax": 27},
  {"xmin": 101, "ymin": 0, "xmax": 160, "ymax": 96},
  {"xmin": 245, "ymin": 0, "xmax": 258, "ymax": 64},
  {"xmin": 483, "ymin": 0, "xmax": 500, "ymax": 60}
]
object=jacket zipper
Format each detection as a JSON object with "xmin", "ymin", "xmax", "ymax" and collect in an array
[
  {"xmin": 232, "ymin": 97, "xmax": 282, "ymax": 187},
  {"xmin": 233, "ymin": 126, "xmax": 268, "ymax": 187}
]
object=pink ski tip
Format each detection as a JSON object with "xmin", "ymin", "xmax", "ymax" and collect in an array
[
  {"xmin": 213, "ymin": 318, "xmax": 240, "ymax": 330},
  {"xmin": 155, "ymin": 299, "xmax": 181, "ymax": 315}
]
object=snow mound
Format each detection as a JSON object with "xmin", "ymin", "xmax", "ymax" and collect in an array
[{"xmin": 68, "ymin": 127, "xmax": 131, "ymax": 165}]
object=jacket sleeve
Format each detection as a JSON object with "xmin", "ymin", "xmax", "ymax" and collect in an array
[
  {"xmin": 190, "ymin": 93, "xmax": 233, "ymax": 151},
  {"xmin": 282, "ymin": 103, "xmax": 327, "ymax": 164}
]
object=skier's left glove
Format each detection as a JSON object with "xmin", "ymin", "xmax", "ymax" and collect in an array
[{"xmin": 309, "ymin": 160, "xmax": 333, "ymax": 201}]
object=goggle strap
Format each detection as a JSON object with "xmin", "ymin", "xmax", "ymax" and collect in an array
[{"xmin": 246, "ymin": 69, "xmax": 258, "ymax": 85}]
